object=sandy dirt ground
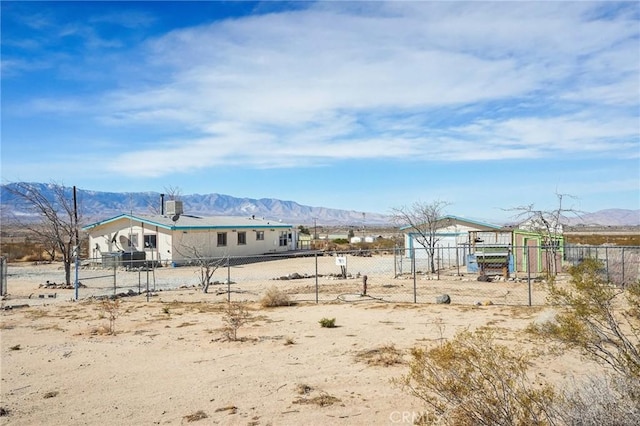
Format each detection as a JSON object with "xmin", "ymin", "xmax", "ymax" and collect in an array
[{"xmin": 1, "ymin": 262, "xmax": 600, "ymax": 425}]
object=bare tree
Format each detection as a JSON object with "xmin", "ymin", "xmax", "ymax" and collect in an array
[
  {"xmin": 164, "ymin": 185, "xmax": 182, "ymax": 201},
  {"xmin": 4, "ymin": 182, "xmax": 80, "ymax": 285},
  {"xmin": 175, "ymin": 243, "xmax": 228, "ymax": 293},
  {"xmin": 391, "ymin": 200, "xmax": 450, "ymax": 273},
  {"xmin": 144, "ymin": 186, "xmax": 183, "ymax": 215},
  {"xmin": 508, "ymin": 192, "xmax": 581, "ymax": 277}
]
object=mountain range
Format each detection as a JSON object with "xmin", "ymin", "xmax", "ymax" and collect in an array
[
  {"xmin": 1, "ymin": 183, "xmax": 390, "ymax": 226},
  {"xmin": 1, "ymin": 182, "xmax": 638, "ymax": 227}
]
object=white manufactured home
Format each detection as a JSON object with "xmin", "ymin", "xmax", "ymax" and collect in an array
[{"xmin": 83, "ymin": 209, "xmax": 295, "ymax": 266}]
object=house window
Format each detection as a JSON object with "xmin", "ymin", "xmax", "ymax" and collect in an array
[
  {"xmin": 279, "ymin": 231, "xmax": 288, "ymax": 247},
  {"xmin": 217, "ymin": 232, "xmax": 227, "ymax": 247},
  {"xmin": 128, "ymin": 234, "xmax": 138, "ymax": 249},
  {"xmin": 256, "ymin": 231, "xmax": 264, "ymax": 241},
  {"xmin": 237, "ymin": 231, "xmax": 246, "ymax": 245},
  {"xmin": 144, "ymin": 234, "xmax": 157, "ymax": 249}
]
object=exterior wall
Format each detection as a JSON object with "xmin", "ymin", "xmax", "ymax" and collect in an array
[
  {"xmin": 405, "ymin": 223, "xmax": 492, "ymax": 259},
  {"xmin": 512, "ymin": 230, "xmax": 564, "ymax": 274},
  {"xmin": 87, "ymin": 217, "xmax": 294, "ymax": 265},
  {"xmin": 170, "ymin": 226, "xmax": 293, "ymax": 263},
  {"xmin": 87, "ymin": 218, "xmax": 173, "ymax": 266}
]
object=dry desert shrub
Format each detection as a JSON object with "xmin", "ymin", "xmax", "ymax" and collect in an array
[
  {"xmin": 558, "ymin": 374, "xmax": 640, "ymax": 426},
  {"xmin": 260, "ymin": 285, "xmax": 291, "ymax": 307},
  {"xmin": 319, "ymin": 317, "xmax": 336, "ymax": 328},
  {"xmin": 394, "ymin": 328, "xmax": 559, "ymax": 426},
  {"xmin": 355, "ymin": 344, "xmax": 404, "ymax": 366},
  {"xmin": 532, "ymin": 258, "xmax": 640, "ymax": 379},
  {"xmin": 528, "ymin": 259, "xmax": 640, "ymax": 424},
  {"xmin": 222, "ymin": 302, "xmax": 252, "ymax": 341},
  {"xmin": 100, "ymin": 298, "xmax": 120, "ymax": 335}
]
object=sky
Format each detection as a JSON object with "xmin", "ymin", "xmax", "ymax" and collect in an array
[{"xmin": 2, "ymin": 1, "xmax": 639, "ymax": 222}]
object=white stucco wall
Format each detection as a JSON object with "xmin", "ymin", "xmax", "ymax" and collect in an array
[
  {"xmin": 87, "ymin": 219, "xmax": 172, "ymax": 265},
  {"xmin": 87, "ymin": 217, "xmax": 295, "ymax": 265},
  {"xmin": 170, "ymin": 227, "xmax": 293, "ymax": 262}
]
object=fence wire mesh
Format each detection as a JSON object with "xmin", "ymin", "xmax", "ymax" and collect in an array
[{"xmin": 72, "ymin": 245, "xmax": 639, "ymax": 305}]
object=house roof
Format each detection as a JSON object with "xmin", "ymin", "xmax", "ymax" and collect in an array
[
  {"xmin": 83, "ymin": 213, "xmax": 293, "ymax": 232},
  {"xmin": 399, "ymin": 215, "xmax": 503, "ymax": 232}
]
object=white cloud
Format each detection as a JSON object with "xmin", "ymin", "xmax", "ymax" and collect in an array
[{"xmin": 10, "ymin": 2, "xmax": 639, "ymax": 178}]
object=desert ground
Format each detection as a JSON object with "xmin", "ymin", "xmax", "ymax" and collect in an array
[{"xmin": 1, "ymin": 260, "xmax": 601, "ymax": 425}]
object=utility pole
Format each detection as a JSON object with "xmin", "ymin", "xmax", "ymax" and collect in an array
[
  {"xmin": 73, "ymin": 186, "xmax": 80, "ymax": 301},
  {"xmin": 313, "ymin": 217, "xmax": 318, "ymax": 244}
]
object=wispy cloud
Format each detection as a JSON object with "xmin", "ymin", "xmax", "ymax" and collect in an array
[
  {"xmin": 66, "ymin": 1, "xmax": 635, "ymax": 176},
  {"xmin": 2, "ymin": 1, "xmax": 638, "ymax": 216}
]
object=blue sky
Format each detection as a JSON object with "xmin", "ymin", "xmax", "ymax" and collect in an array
[{"xmin": 2, "ymin": 1, "xmax": 639, "ymax": 222}]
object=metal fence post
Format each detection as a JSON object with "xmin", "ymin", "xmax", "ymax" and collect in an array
[
  {"xmin": 0, "ymin": 257, "xmax": 7, "ymax": 297},
  {"xmin": 412, "ymin": 247, "xmax": 417, "ymax": 303},
  {"xmin": 621, "ymin": 247, "xmax": 625, "ymax": 285},
  {"xmin": 527, "ymin": 245, "xmax": 532, "ymax": 307},
  {"xmin": 227, "ymin": 258, "xmax": 231, "ymax": 303},
  {"xmin": 393, "ymin": 246, "xmax": 397, "ymax": 278},
  {"xmin": 113, "ymin": 262, "xmax": 117, "ymax": 297},
  {"xmin": 605, "ymin": 246, "xmax": 610, "ymax": 282},
  {"xmin": 74, "ymin": 248, "xmax": 80, "ymax": 301},
  {"xmin": 315, "ymin": 252, "xmax": 319, "ymax": 304}
]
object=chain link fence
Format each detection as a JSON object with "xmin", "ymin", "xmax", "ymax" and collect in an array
[
  {"xmin": 564, "ymin": 244, "xmax": 640, "ymax": 287},
  {"xmin": 70, "ymin": 245, "xmax": 638, "ymax": 305}
]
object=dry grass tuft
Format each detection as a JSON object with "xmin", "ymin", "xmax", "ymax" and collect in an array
[
  {"xmin": 43, "ymin": 391, "xmax": 59, "ymax": 399},
  {"xmin": 0, "ymin": 322, "xmax": 15, "ymax": 330},
  {"xmin": 214, "ymin": 405, "xmax": 238, "ymax": 414},
  {"xmin": 25, "ymin": 309, "xmax": 49, "ymax": 319},
  {"xmin": 36, "ymin": 324, "xmax": 64, "ymax": 332},
  {"xmin": 260, "ymin": 286, "xmax": 292, "ymax": 308},
  {"xmin": 355, "ymin": 344, "xmax": 404, "ymax": 366},
  {"xmin": 183, "ymin": 410, "xmax": 208, "ymax": 422},
  {"xmin": 293, "ymin": 392, "xmax": 340, "ymax": 407},
  {"xmin": 90, "ymin": 325, "xmax": 111, "ymax": 335},
  {"xmin": 296, "ymin": 383, "xmax": 313, "ymax": 395}
]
